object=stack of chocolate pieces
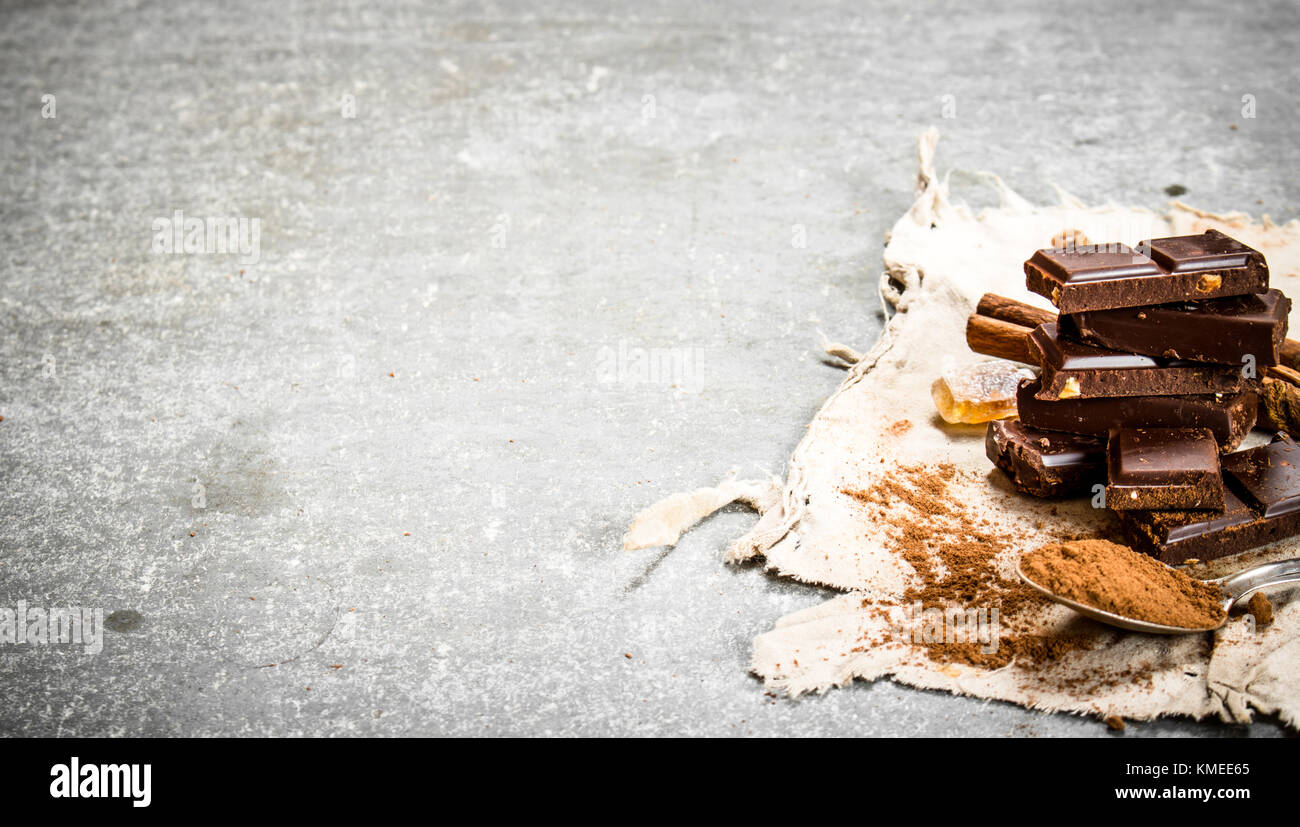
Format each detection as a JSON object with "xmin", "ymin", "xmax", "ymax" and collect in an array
[{"xmin": 986, "ymin": 229, "xmax": 1300, "ymax": 564}]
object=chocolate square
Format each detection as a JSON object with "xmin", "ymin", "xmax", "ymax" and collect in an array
[
  {"xmin": 1146, "ymin": 228, "xmax": 1262, "ymax": 275},
  {"xmin": 1027, "ymin": 245, "xmax": 1163, "ymax": 284},
  {"xmin": 1105, "ymin": 428, "xmax": 1225, "ymax": 511}
]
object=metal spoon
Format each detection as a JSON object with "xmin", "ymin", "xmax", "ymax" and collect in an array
[{"xmin": 1017, "ymin": 557, "xmax": 1300, "ymax": 634}]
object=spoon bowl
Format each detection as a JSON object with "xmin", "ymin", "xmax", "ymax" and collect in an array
[{"xmin": 1017, "ymin": 556, "xmax": 1300, "ymax": 635}]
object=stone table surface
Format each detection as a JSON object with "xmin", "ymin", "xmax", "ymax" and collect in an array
[{"xmin": 1, "ymin": 0, "xmax": 1297, "ymax": 737}]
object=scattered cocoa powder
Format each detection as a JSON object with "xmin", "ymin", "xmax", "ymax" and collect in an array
[
  {"xmin": 842, "ymin": 464, "xmax": 1099, "ymax": 671},
  {"xmin": 885, "ymin": 419, "xmax": 913, "ymax": 438},
  {"xmin": 1021, "ymin": 540, "xmax": 1226, "ymax": 630},
  {"xmin": 1247, "ymin": 592, "xmax": 1274, "ymax": 626}
]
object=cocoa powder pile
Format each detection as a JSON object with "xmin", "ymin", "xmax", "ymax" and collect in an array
[
  {"xmin": 1021, "ymin": 539, "xmax": 1226, "ymax": 630},
  {"xmin": 1247, "ymin": 592, "xmax": 1274, "ymax": 626}
]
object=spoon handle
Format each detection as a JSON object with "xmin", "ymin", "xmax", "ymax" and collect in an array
[{"xmin": 1217, "ymin": 558, "xmax": 1300, "ymax": 605}]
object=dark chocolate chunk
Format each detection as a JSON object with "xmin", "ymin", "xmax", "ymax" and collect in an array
[
  {"xmin": 1118, "ymin": 434, "xmax": 1300, "ymax": 563},
  {"xmin": 985, "ymin": 419, "xmax": 1105, "ymax": 498},
  {"xmin": 1029, "ymin": 323, "xmax": 1250, "ymax": 400},
  {"xmin": 1104, "ymin": 428, "xmax": 1224, "ymax": 511},
  {"xmin": 1221, "ymin": 432, "xmax": 1300, "ymax": 518},
  {"xmin": 1117, "ymin": 489, "xmax": 1261, "ymax": 564},
  {"xmin": 1062, "ymin": 289, "xmax": 1289, "ymax": 366},
  {"xmin": 1015, "ymin": 377, "xmax": 1256, "ymax": 450},
  {"xmin": 1025, "ymin": 230, "xmax": 1268, "ymax": 313}
]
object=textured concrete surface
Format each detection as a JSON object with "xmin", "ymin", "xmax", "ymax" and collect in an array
[{"xmin": 1, "ymin": 0, "xmax": 1297, "ymax": 737}]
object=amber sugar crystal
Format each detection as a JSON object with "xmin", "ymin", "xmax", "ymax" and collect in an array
[{"xmin": 932, "ymin": 360, "xmax": 1036, "ymax": 424}]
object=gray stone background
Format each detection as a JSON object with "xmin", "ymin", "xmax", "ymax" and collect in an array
[{"xmin": 1, "ymin": 0, "xmax": 1297, "ymax": 737}]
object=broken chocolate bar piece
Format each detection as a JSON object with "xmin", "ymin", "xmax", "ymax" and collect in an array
[
  {"xmin": 1025, "ymin": 230, "xmax": 1268, "ymax": 313},
  {"xmin": 1221, "ymin": 432, "xmax": 1300, "ymax": 518},
  {"xmin": 1029, "ymin": 323, "xmax": 1250, "ymax": 400},
  {"xmin": 1015, "ymin": 378, "xmax": 1256, "ymax": 450},
  {"xmin": 1104, "ymin": 428, "xmax": 1224, "ymax": 511},
  {"xmin": 1062, "ymin": 289, "xmax": 1289, "ymax": 366},
  {"xmin": 986, "ymin": 419, "xmax": 1105, "ymax": 498},
  {"xmin": 1117, "ymin": 490, "xmax": 1261, "ymax": 564},
  {"xmin": 1118, "ymin": 434, "xmax": 1300, "ymax": 563}
]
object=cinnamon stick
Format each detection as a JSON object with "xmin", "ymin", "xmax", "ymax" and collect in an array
[
  {"xmin": 974, "ymin": 294, "xmax": 1055, "ymax": 330},
  {"xmin": 1265, "ymin": 364, "xmax": 1300, "ymax": 385},
  {"xmin": 965, "ymin": 314, "xmax": 1036, "ymax": 365},
  {"xmin": 1284, "ymin": 340, "xmax": 1300, "ymax": 369}
]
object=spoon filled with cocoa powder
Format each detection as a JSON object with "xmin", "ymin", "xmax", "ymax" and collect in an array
[{"xmin": 1017, "ymin": 539, "xmax": 1300, "ymax": 634}]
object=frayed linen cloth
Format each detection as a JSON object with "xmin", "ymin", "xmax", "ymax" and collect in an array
[{"xmin": 626, "ymin": 129, "xmax": 1300, "ymax": 727}]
